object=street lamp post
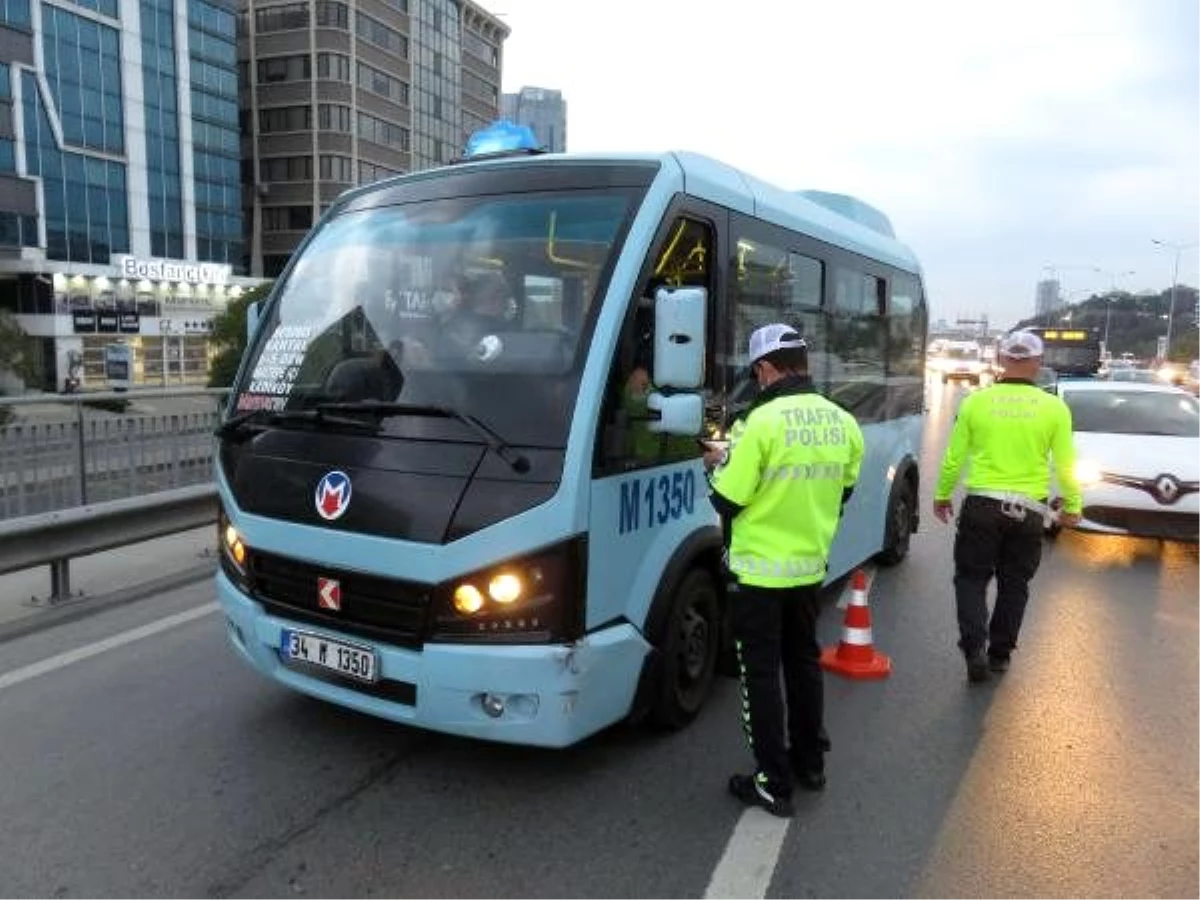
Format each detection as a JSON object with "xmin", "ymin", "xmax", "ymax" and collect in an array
[
  {"xmin": 1152, "ymin": 239, "xmax": 1199, "ymax": 361},
  {"xmin": 1097, "ymin": 268, "xmax": 1135, "ymax": 356}
]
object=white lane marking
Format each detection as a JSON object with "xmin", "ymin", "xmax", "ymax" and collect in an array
[
  {"xmin": 0, "ymin": 602, "xmax": 219, "ymax": 693},
  {"xmin": 705, "ymin": 808, "xmax": 791, "ymax": 899}
]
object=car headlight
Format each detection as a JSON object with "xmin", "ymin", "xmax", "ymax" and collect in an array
[
  {"xmin": 1075, "ymin": 459, "xmax": 1104, "ymax": 486},
  {"xmin": 430, "ymin": 539, "xmax": 585, "ymax": 644}
]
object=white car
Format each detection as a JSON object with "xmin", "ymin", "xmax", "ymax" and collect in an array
[
  {"xmin": 929, "ymin": 340, "xmax": 989, "ymax": 384},
  {"xmin": 1053, "ymin": 381, "xmax": 1199, "ymax": 541}
]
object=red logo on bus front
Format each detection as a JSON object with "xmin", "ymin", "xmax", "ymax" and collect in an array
[{"xmin": 317, "ymin": 578, "xmax": 341, "ymax": 611}]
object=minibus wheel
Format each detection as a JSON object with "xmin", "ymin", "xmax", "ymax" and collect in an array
[
  {"xmin": 650, "ymin": 568, "xmax": 720, "ymax": 729},
  {"xmin": 876, "ymin": 476, "xmax": 916, "ymax": 566}
]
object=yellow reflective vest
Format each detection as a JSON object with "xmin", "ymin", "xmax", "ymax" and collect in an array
[
  {"xmin": 711, "ymin": 384, "xmax": 864, "ymax": 587},
  {"xmin": 935, "ymin": 380, "xmax": 1082, "ymax": 514}
]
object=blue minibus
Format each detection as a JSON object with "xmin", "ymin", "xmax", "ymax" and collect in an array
[{"xmin": 215, "ymin": 133, "xmax": 928, "ymax": 747}]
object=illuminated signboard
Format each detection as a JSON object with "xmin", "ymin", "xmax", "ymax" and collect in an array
[
  {"xmin": 1040, "ymin": 330, "xmax": 1088, "ymax": 341},
  {"xmin": 114, "ymin": 255, "xmax": 232, "ymax": 286}
]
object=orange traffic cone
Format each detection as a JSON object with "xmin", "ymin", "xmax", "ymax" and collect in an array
[{"xmin": 820, "ymin": 569, "xmax": 891, "ymax": 679}]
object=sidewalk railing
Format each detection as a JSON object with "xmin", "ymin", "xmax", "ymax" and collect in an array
[
  {"xmin": 0, "ymin": 388, "xmax": 226, "ymax": 518},
  {"xmin": 0, "ymin": 388, "xmax": 227, "ymax": 602}
]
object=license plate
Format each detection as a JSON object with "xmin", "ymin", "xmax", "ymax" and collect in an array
[{"xmin": 280, "ymin": 629, "xmax": 378, "ymax": 683}]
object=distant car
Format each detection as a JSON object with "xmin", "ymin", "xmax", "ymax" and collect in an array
[
  {"xmin": 929, "ymin": 340, "xmax": 988, "ymax": 384},
  {"xmin": 1053, "ymin": 381, "xmax": 1199, "ymax": 541},
  {"xmin": 1107, "ymin": 368, "xmax": 1163, "ymax": 383}
]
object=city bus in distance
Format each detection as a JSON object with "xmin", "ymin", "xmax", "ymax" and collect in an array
[
  {"xmin": 1017, "ymin": 326, "xmax": 1102, "ymax": 377},
  {"xmin": 214, "ymin": 131, "xmax": 928, "ymax": 747}
]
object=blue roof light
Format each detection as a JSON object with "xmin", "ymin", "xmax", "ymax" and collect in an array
[{"xmin": 461, "ymin": 120, "xmax": 544, "ymax": 160}]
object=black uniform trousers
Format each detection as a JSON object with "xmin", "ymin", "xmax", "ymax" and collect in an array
[
  {"xmin": 953, "ymin": 494, "xmax": 1045, "ymax": 658},
  {"xmin": 731, "ymin": 580, "xmax": 829, "ymax": 797}
]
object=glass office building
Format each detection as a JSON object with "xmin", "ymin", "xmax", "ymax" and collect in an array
[
  {"xmin": 240, "ymin": 0, "xmax": 508, "ymax": 277},
  {"xmin": 0, "ymin": 0, "xmax": 260, "ymax": 391}
]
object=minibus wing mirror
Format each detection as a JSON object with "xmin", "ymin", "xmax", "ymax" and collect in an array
[
  {"xmin": 647, "ymin": 392, "xmax": 703, "ymax": 435},
  {"xmin": 653, "ymin": 287, "xmax": 706, "ymax": 389}
]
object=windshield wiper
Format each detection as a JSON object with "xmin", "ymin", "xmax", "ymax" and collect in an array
[
  {"xmin": 215, "ymin": 407, "xmax": 381, "ymax": 441},
  {"xmin": 316, "ymin": 401, "xmax": 531, "ymax": 473}
]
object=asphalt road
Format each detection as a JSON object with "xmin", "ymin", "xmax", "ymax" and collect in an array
[{"xmin": 0, "ymin": 378, "xmax": 1196, "ymax": 898}]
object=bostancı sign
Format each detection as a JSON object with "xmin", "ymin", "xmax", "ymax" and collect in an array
[{"xmin": 115, "ymin": 255, "xmax": 232, "ymax": 286}]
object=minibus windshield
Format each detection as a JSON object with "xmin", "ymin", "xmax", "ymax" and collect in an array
[{"xmin": 231, "ymin": 189, "xmax": 639, "ymax": 447}]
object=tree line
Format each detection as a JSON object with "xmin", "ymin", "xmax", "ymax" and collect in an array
[{"xmin": 1013, "ymin": 285, "xmax": 1198, "ymax": 361}]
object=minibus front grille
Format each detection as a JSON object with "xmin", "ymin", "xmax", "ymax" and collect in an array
[{"xmin": 249, "ymin": 550, "xmax": 430, "ymax": 648}]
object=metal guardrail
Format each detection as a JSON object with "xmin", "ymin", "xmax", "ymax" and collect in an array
[
  {"xmin": 0, "ymin": 388, "xmax": 227, "ymax": 602},
  {"xmin": 0, "ymin": 388, "xmax": 226, "ymax": 518},
  {"xmin": 0, "ymin": 483, "xmax": 219, "ymax": 602}
]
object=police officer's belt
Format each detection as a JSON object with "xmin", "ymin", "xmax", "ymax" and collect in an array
[{"xmin": 968, "ymin": 490, "xmax": 1057, "ymax": 524}]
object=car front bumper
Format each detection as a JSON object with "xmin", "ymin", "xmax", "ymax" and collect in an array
[{"xmin": 1076, "ymin": 481, "xmax": 1199, "ymax": 541}]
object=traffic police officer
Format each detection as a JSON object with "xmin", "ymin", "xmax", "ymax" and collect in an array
[
  {"xmin": 934, "ymin": 330, "xmax": 1082, "ymax": 682},
  {"xmin": 704, "ymin": 324, "xmax": 864, "ymax": 818}
]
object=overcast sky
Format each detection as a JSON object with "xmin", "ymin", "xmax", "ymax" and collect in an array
[{"xmin": 495, "ymin": 0, "xmax": 1199, "ymax": 330}]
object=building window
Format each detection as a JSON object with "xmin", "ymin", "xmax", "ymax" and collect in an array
[
  {"xmin": 41, "ymin": 5, "xmax": 125, "ymax": 154},
  {"xmin": 259, "ymin": 105, "xmax": 313, "ymax": 132},
  {"xmin": 463, "ymin": 29, "xmax": 498, "ymax": 67},
  {"xmin": 317, "ymin": 103, "xmax": 351, "ymax": 132},
  {"xmin": 356, "ymin": 61, "xmax": 408, "ymax": 105},
  {"xmin": 318, "ymin": 154, "xmax": 353, "ymax": 182},
  {"xmin": 257, "ymin": 54, "xmax": 310, "ymax": 83},
  {"xmin": 314, "ymin": 0, "xmax": 347, "ymax": 28},
  {"xmin": 191, "ymin": 89, "xmax": 238, "ymax": 127},
  {"xmin": 260, "ymin": 155, "xmax": 313, "ymax": 182},
  {"xmin": 357, "ymin": 160, "xmax": 400, "ymax": 184},
  {"xmin": 189, "ymin": 26, "xmax": 235, "ymax": 65},
  {"xmin": 189, "ymin": 0, "xmax": 235, "ymax": 38},
  {"xmin": 140, "ymin": 0, "xmax": 185, "ymax": 259},
  {"xmin": 0, "ymin": 0, "xmax": 32, "ymax": 28},
  {"xmin": 316, "ymin": 52, "xmax": 350, "ymax": 81},
  {"xmin": 263, "ymin": 254, "xmax": 291, "ymax": 277},
  {"xmin": 22, "ymin": 71, "xmax": 129, "ymax": 263},
  {"xmin": 0, "ymin": 212, "xmax": 39, "ymax": 247},
  {"xmin": 254, "ymin": 3, "xmax": 308, "ymax": 33},
  {"xmin": 463, "ymin": 70, "xmax": 499, "ymax": 104},
  {"xmin": 263, "ymin": 205, "xmax": 313, "ymax": 231},
  {"xmin": 189, "ymin": 0, "xmax": 242, "ymax": 268},
  {"xmin": 355, "ymin": 12, "xmax": 406, "ymax": 56},
  {"xmin": 357, "ymin": 112, "xmax": 409, "ymax": 150},
  {"xmin": 60, "ymin": 0, "xmax": 119, "ymax": 18}
]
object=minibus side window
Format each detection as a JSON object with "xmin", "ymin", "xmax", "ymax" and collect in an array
[{"xmin": 598, "ymin": 216, "xmax": 713, "ymax": 472}]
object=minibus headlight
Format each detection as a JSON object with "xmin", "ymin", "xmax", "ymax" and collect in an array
[
  {"xmin": 430, "ymin": 540, "xmax": 585, "ymax": 644},
  {"xmin": 218, "ymin": 506, "xmax": 251, "ymax": 587},
  {"xmin": 489, "ymin": 572, "xmax": 524, "ymax": 604},
  {"xmin": 453, "ymin": 584, "xmax": 486, "ymax": 615}
]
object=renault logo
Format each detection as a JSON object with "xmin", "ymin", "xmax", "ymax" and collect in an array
[{"xmin": 1154, "ymin": 474, "xmax": 1180, "ymax": 504}]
